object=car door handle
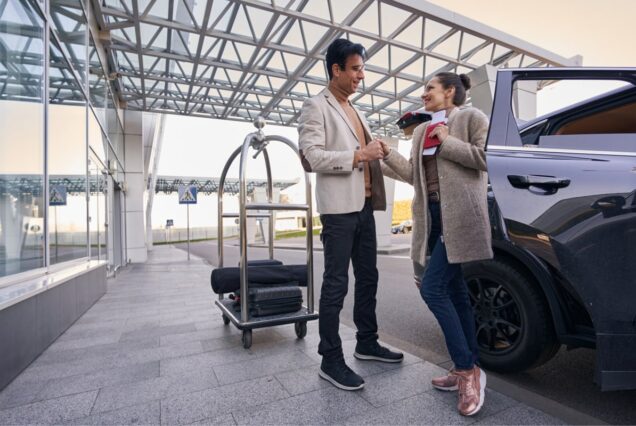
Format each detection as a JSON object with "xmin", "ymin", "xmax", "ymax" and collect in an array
[
  {"xmin": 507, "ymin": 175, "xmax": 571, "ymax": 191},
  {"xmin": 592, "ymin": 196, "xmax": 625, "ymax": 210}
]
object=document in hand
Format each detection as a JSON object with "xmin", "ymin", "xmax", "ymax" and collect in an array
[{"xmin": 422, "ymin": 110, "xmax": 447, "ymax": 156}]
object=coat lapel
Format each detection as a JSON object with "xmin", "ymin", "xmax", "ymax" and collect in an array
[{"xmin": 323, "ymin": 89, "xmax": 358, "ymax": 140}]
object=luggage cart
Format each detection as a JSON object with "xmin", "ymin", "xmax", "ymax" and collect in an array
[{"xmin": 214, "ymin": 117, "xmax": 318, "ymax": 349}]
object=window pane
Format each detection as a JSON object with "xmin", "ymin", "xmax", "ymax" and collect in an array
[
  {"xmin": 0, "ymin": 0, "xmax": 45, "ymax": 277},
  {"xmin": 50, "ymin": 0, "xmax": 86, "ymax": 86},
  {"xmin": 89, "ymin": 154, "xmax": 107, "ymax": 261},
  {"xmin": 89, "ymin": 33, "xmax": 106, "ymax": 123},
  {"xmin": 513, "ymin": 79, "xmax": 636, "ymax": 151},
  {"xmin": 49, "ymin": 37, "xmax": 87, "ymax": 264}
]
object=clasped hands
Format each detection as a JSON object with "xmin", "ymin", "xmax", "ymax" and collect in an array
[{"xmin": 356, "ymin": 139, "xmax": 391, "ymax": 162}]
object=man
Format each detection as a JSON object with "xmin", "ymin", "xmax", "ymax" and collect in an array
[{"xmin": 298, "ymin": 39, "xmax": 403, "ymax": 391}]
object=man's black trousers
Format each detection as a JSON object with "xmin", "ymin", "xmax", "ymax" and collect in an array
[{"xmin": 318, "ymin": 198, "xmax": 379, "ymax": 361}]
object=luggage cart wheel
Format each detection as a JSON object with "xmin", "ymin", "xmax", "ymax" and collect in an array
[
  {"xmin": 295, "ymin": 321, "xmax": 307, "ymax": 339},
  {"xmin": 222, "ymin": 314, "xmax": 230, "ymax": 325},
  {"xmin": 242, "ymin": 330, "xmax": 252, "ymax": 348}
]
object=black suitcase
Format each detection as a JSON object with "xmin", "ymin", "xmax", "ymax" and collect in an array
[{"xmin": 234, "ymin": 285, "xmax": 303, "ymax": 317}]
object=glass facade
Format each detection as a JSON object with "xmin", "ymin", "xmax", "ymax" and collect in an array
[
  {"xmin": 0, "ymin": 0, "xmax": 125, "ymax": 280},
  {"xmin": 0, "ymin": 0, "xmax": 46, "ymax": 277}
]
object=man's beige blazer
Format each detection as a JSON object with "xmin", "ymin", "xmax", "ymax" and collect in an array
[{"xmin": 297, "ymin": 88, "xmax": 385, "ymax": 214}]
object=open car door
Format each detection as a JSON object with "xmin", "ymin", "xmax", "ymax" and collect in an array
[{"xmin": 485, "ymin": 68, "xmax": 636, "ymax": 390}]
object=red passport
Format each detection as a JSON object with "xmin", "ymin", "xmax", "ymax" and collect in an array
[{"xmin": 423, "ymin": 122, "xmax": 444, "ymax": 150}]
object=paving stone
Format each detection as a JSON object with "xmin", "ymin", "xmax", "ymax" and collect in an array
[
  {"xmin": 63, "ymin": 400, "xmax": 160, "ymax": 425},
  {"xmin": 426, "ymin": 385, "xmax": 519, "ymax": 420},
  {"xmin": 0, "ymin": 245, "xmax": 565, "ymax": 426},
  {"xmin": 91, "ymin": 368, "xmax": 219, "ymax": 413},
  {"xmin": 160, "ymin": 347, "xmax": 255, "ymax": 377},
  {"xmin": 160, "ymin": 325, "xmax": 235, "ymax": 346},
  {"xmin": 274, "ymin": 366, "xmax": 330, "ymax": 396},
  {"xmin": 200, "ymin": 334, "xmax": 244, "ymax": 352},
  {"xmin": 232, "ymin": 386, "xmax": 372, "ymax": 425},
  {"xmin": 35, "ymin": 336, "xmax": 159, "ymax": 365},
  {"xmin": 120, "ymin": 323, "xmax": 197, "ymax": 342},
  {"xmin": 0, "ymin": 377, "xmax": 48, "ymax": 410},
  {"xmin": 344, "ymin": 392, "xmax": 474, "ymax": 425},
  {"xmin": 36, "ymin": 361, "xmax": 159, "ymax": 401},
  {"xmin": 358, "ymin": 361, "xmax": 441, "ymax": 407},
  {"xmin": 160, "ymin": 376, "xmax": 289, "ymax": 425},
  {"xmin": 213, "ymin": 350, "xmax": 317, "ymax": 385},
  {"xmin": 45, "ymin": 334, "xmax": 122, "ymax": 352},
  {"xmin": 0, "ymin": 390, "xmax": 97, "ymax": 425},
  {"xmin": 474, "ymin": 404, "xmax": 565, "ymax": 425},
  {"xmin": 186, "ymin": 413, "xmax": 237, "ymax": 425},
  {"xmin": 57, "ymin": 325, "xmax": 124, "ymax": 342}
]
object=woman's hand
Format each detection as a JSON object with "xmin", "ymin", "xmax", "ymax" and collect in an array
[
  {"xmin": 429, "ymin": 124, "xmax": 449, "ymax": 143},
  {"xmin": 378, "ymin": 140, "xmax": 391, "ymax": 156}
]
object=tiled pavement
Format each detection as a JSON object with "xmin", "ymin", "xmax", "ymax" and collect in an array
[{"xmin": 0, "ymin": 246, "xmax": 565, "ymax": 425}]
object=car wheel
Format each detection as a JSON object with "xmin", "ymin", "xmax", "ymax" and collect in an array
[{"xmin": 463, "ymin": 259, "xmax": 560, "ymax": 373}]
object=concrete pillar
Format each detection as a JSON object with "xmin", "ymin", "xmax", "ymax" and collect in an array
[
  {"xmin": 123, "ymin": 110, "xmax": 147, "ymax": 263},
  {"xmin": 144, "ymin": 114, "xmax": 163, "ymax": 252},
  {"xmin": 468, "ymin": 63, "xmax": 536, "ymax": 121},
  {"xmin": 512, "ymin": 80, "xmax": 537, "ymax": 122},
  {"xmin": 376, "ymin": 136, "xmax": 399, "ymax": 249},
  {"xmin": 467, "ymin": 64, "xmax": 497, "ymax": 118},
  {"xmin": 248, "ymin": 187, "xmax": 280, "ymax": 244}
]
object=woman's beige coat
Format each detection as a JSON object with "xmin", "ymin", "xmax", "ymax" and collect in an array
[{"xmin": 382, "ymin": 106, "xmax": 493, "ymax": 266}]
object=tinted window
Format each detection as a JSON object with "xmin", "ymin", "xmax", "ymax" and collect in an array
[{"xmin": 514, "ymin": 79, "xmax": 636, "ymax": 152}]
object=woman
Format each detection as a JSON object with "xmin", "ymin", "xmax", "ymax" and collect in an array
[{"xmin": 381, "ymin": 72, "xmax": 492, "ymax": 416}]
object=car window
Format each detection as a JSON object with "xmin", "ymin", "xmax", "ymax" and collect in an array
[{"xmin": 514, "ymin": 79, "xmax": 636, "ymax": 152}]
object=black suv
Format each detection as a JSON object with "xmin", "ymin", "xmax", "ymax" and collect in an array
[{"xmin": 463, "ymin": 68, "xmax": 636, "ymax": 391}]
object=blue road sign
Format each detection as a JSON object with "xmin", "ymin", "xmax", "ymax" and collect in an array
[
  {"xmin": 166, "ymin": 219, "xmax": 174, "ymax": 227},
  {"xmin": 178, "ymin": 185, "xmax": 197, "ymax": 204},
  {"xmin": 50, "ymin": 185, "xmax": 67, "ymax": 206}
]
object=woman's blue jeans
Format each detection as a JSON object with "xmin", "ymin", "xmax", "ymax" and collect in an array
[{"xmin": 419, "ymin": 201, "xmax": 479, "ymax": 370}]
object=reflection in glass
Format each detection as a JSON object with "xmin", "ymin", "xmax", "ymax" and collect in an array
[
  {"xmin": 48, "ymin": 36, "xmax": 87, "ymax": 264},
  {"xmin": 50, "ymin": 0, "xmax": 86, "ymax": 85},
  {"xmin": 0, "ymin": 0, "xmax": 46, "ymax": 277},
  {"xmin": 106, "ymin": 86, "xmax": 124, "ymax": 166},
  {"xmin": 89, "ymin": 33, "xmax": 106, "ymax": 123},
  {"xmin": 89, "ymin": 154, "xmax": 107, "ymax": 261},
  {"xmin": 89, "ymin": 110, "xmax": 107, "ymax": 161}
]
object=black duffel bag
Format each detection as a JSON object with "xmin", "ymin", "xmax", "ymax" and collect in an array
[{"xmin": 210, "ymin": 263, "xmax": 308, "ymax": 294}]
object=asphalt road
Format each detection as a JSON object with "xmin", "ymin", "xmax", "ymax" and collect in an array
[{"xmin": 176, "ymin": 236, "xmax": 636, "ymax": 424}]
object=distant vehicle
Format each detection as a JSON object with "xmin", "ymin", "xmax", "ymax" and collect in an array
[
  {"xmin": 463, "ymin": 68, "xmax": 636, "ymax": 391},
  {"xmin": 391, "ymin": 219, "xmax": 412, "ymax": 234}
]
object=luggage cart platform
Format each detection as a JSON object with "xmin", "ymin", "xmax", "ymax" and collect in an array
[{"xmin": 215, "ymin": 299, "xmax": 319, "ymax": 330}]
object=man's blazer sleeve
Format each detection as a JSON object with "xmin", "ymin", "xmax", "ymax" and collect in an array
[{"xmin": 298, "ymin": 97, "xmax": 354, "ymax": 174}]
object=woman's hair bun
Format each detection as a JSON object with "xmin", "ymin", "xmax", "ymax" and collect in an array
[{"xmin": 459, "ymin": 74, "xmax": 471, "ymax": 90}]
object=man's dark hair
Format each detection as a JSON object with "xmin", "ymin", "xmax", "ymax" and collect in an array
[{"xmin": 325, "ymin": 39, "xmax": 367, "ymax": 80}]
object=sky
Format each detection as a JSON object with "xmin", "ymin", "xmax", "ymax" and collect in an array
[
  {"xmin": 153, "ymin": 0, "xmax": 636, "ymax": 229},
  {"xmin": 426, "ymin": 0, "xmax": 636, "ymax": 67}
]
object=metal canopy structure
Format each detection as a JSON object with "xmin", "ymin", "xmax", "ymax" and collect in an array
[
  {"xmin": 92, "ymin": 0, "xmax": 578, "ymax": 136},
  {"xmin": 0, "ymin": 1, "xmax": 579, "ymax": 136},
  {"xmin": 0, "ymin": 174, "xmax": 296, "ymax": 197},
  {"xmin": 154, "ymin": 175, "xmax": 298, "ymax": 195}
]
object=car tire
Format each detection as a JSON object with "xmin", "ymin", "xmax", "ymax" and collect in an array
[{"xmin": 463, "ymin": 259, "xmax": 560, "ymax": 373}]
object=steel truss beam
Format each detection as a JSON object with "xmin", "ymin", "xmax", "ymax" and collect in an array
[{"xmin": 2, "ymin": 0, "xmax": 577, "ymax": 137}]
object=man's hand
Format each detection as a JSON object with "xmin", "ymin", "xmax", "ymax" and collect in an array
[{"xmin": 358, "ymin": 140, "xmax": 385, "ymax": 162}]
